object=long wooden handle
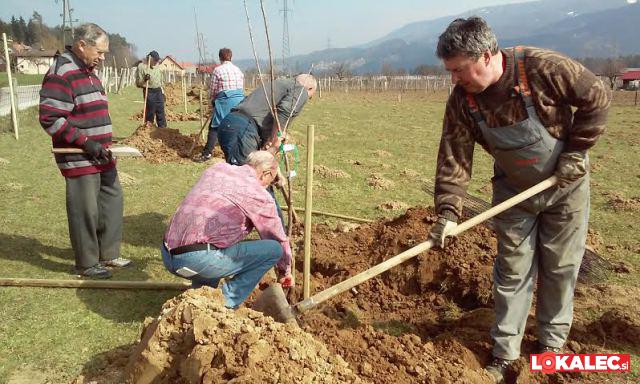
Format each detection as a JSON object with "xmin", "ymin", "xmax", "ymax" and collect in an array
[
  {"xmin": 52, "ymin": 148, "xmax": 85, "ymax": 154},
  {"xmin": 0, "ymin": 277, "xmax": 190, "ymax": 290},
  {"xmin": 295, "ymin": 176, "xmax": 558, "ymax": 313}
]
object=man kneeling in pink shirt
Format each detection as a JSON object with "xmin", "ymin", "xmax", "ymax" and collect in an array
[{"xmin": 162, "ymin": 151, "xmax": 293, "ymax": 308}]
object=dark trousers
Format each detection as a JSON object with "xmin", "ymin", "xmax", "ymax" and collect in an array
[
  {"xmin": 203, "ymin": 123, "xmax": 219, "ymax": 156},
  {"xmin": 65, "ymin": 167, "xmax": 123, "ymax": 269},
  {"xmin": 145, "ymin": 88, "xmax": 166, "ymax": 128},
  {"xmin": 218, "ymin": 112, "xmax": 285, "ymax": 227}
]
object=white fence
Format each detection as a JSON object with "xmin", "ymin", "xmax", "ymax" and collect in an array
[{"xmin": 0, "ymin": 84, "xmax": 41, "ymax": 117}]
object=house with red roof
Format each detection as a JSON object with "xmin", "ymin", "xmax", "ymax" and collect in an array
[{"xmin": 620, "ymin": 68, "xmax": 640, "ymax": 90}]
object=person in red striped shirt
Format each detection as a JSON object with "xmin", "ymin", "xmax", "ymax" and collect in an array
[{"xmin": 39, "ymin": 23, "xmax": 131, "ymax": 279}]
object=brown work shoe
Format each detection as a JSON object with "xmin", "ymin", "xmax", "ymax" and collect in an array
[
  {"xmin": 485, "ymin": 357, "xmax": 514, "ymax": 384},
  {"xmin": 535, "ymin": 341, "xmax": 562, "ymax": 354}
]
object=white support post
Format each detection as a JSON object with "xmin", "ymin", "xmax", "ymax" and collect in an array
[{"xmin": 2, "ymin": 33, "xmax": 19, "ymax": 140}]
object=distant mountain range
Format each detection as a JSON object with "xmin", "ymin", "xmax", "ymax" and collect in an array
[{"xmin": 238, "ymin": 0, "xmax": 640, "ymax": 74}]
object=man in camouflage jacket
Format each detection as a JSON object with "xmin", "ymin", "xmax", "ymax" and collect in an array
[{"xmin": 428, "ymin": 17, "xmax": 610, "ymax": 383}]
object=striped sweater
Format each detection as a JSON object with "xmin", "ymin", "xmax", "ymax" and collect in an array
[{"xmin": 39, "ymin": 47, "xmax": 115, "ymax": 177}]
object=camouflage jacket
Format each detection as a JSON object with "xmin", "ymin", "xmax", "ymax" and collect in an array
[{"xmin": 435, "ymin": 46, "xmax": 610, "ymax": 218}]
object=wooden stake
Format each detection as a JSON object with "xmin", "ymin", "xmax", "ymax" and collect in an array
[
  {"xmin": 182, "ymin": 71, "xmax": 188, "ymax": 113},
  {"xmin": 0, "ymin": 277, "xmax": 190, "ymax": 290},
  {"xmin": 112, "ymin": 56, "xmax": 118, "ymax": 92},
  {"xmin": 303, "ymin": 124, "xmax": 315, "ymax": 299},
  {"xmin": 199, "ymin": 88, "xmax": 205, "ymax": 140},
  {"xmin": 2, "ymin": 33, "xmax": 19, "ymax": 140},
  {"xmin": 281, "ymin": 207, "xmax": 373, "ymax": 223}
]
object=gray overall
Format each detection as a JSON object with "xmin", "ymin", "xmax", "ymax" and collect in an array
[{"xmin": 467, "ymin": 48, "xmax": 590, "ymax": 360}]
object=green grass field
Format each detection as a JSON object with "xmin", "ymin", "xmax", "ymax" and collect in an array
[
  {"xmin": 0, "ymin": 72, "xmax": 44, "ymax": 88},
  {"xmin": 0, "ymin": 85, "xmax": 638, "ymax": 382}
]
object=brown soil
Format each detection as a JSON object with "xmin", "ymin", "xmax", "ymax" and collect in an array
[
  {"xmin": 118, "ymin": 171, "xmax": 138, "ymax": 187},
  {"xmin": 163, "ymin": 83, "xmax": 210, "ymax": 110},
  {"xmin": 373, "ymin": 149, "xmax": 391, "ymax": 157},
  {"xmin": 367, "ymin": 173, "xmax": 394, "ymax": 190},
  {"xmin": 604, "ymin": 191, "xmax": 640, "ymax": 212},
  {"xmin": 81, "ymin": 207, "xmax": 639, "ymax": 384},
  {"xmin": 121, "ymin": 288, "xmax": 363, "ymax": 384},
  {"xmin": 129, "ymin": 109, "xmax": 202, "ymax": 122},
  {"xmin": 376, "ymin": 200, "xmax": 408, "ymax": 211},
  {"xmin": 314, "ymin": 165, "xmax": 351, "ymax": 179},
  {"xmin": 121, "ymin": 125, "xmax": 224, "ymax": 163}
]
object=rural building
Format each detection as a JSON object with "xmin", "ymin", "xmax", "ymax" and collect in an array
[
  {"xmin": 196, "ymin": 64, "xmax": 217, "ymax": 74},
  {"xmin": 158, "ymin": 55, "xmax": 184, "ymax": 72},
  {"xmin": 179, "ymin": 61, "xmax": 197, "ymax": 75},
  {"xmin": 15, "ymin": 49, "xmax": 57, "ymax": 75},
  {"xmin": 620, "ymin": 68, "xmax": 640, "ymax": 90}
]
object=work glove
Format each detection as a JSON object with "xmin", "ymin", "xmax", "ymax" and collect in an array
[
  {"xmin": 277, "ymin": 268, "xmax": 294, "ymax": 288},
  {"xmin": 83, "ymin": 139, "xmax": 111, "ymax": 161},
  {"xmin": 143, "ymin": 74, "xmax": 151, "ymax": 82},
  {"xmin": 555, "ymin": 151, "xmax": 587, "ymax": 188},
  {"xmin": 428, "ymin": 209, "xmax": 458, "ymax": 249}
]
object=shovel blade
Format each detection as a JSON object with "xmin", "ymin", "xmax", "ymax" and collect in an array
[
  {"xmin": 252, "ymin": 283, "xmax": 297, "ymax": 324},
  {"xmin": 110, "ymin": 146, "xmax": 143, "ymax": 157}
]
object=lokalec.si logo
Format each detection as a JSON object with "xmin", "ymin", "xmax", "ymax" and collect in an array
[{"xmin": 530, "ymin": 352, "xmax": 630, "ymax": 374}]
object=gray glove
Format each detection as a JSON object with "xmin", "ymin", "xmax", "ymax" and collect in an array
[
  {"xmin": 555, "ymin": 151, "xmax": 587, "ymax": 187},
  {"xmin": 428, "ymin": 210, "xmax": 458, "ymax": 249}
]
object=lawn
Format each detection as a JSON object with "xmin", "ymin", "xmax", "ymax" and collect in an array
[
  {"xmin": 0, "ymin": 85, "xmax": 638, "ymax": 382},
  {"xmin": 0, "ymin": 72, "xmax": 44, "ymax": 88}
]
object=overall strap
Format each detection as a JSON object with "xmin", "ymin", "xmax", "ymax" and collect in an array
[
  {"xmin": 513, "ymin": 46, "xmax": 536, "ymax": 116},
  {"xmin": 465, "ymin": 92, "xmax": 490, "ymax": 131}
]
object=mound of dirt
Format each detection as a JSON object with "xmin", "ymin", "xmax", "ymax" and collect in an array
[
  {"xmin": 123, "ymin": 287, "xmax": 364, "ymax": 384},
  {"xmin": 163, "ymin": 83, "xmax": 211, "ymax": 110},
  {"xmin": 121, "ymin": 125, "xmax": 223, "ymax": 163},
  {"xmin": 367, "ymin": 173, "xmax": 394, "ymax": 190},
  {"xmin": 82, "ymin": 207, "xmax": 639, "ymax": 384},
  {"xmin": 118, "ymin": 171, "xmax": 138, "ymax": 186},
  {"xmin": 129, "ymin": 110, "xmax": 201, "ymax": 122},
  {"xmin": 314, "ymin": 165, "xmax": 351, "ymax": 179},
  {"xmin": 605, "ymin": 191, "xmax": 640, "ymax": 212},
  {"xmin": 376, "ymin": 200, "xmax": 408, "ymax": 211}
]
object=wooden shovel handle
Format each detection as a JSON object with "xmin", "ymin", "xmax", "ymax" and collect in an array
[
  {"xmin": 294, "ymin": 176, "xmax": 558, "ymax": 313},
  {"xmin": 52, "ymin": 148, "xmax": 85, "ymax": 154}
]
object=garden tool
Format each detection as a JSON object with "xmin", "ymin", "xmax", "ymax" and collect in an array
[
  {"xmin": 52, "ymin": 145, "xmax": 143, "ymax": 157},
  {"xmin": 252, "ymin": 176, "xmax": 558, "ymax": 324}
]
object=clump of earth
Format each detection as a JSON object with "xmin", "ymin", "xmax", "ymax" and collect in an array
[{"xmin": 314, "ymin": 165, "xmax": 351, "ymax": 179}]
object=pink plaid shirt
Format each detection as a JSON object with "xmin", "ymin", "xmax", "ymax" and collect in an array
[
  {"xmin": 209, "ymin": 61, "xmax": 244, "ymax": 100},
  {"xmin": 164, "ymin": 163, "xmax": 291, "ymax": 273}
]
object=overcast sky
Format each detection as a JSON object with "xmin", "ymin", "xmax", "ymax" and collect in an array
[{"xmin": 1, "ymin": 0, "xmax": 533, "ymax": 62}]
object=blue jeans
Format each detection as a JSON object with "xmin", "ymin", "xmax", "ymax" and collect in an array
[
  {"xmin": 217, "ymin": 111, "xmax": 261, "ymax": 166},
  {"xmin": 162, "ymin": 240, "xmax": 283, "ymax": 308}
]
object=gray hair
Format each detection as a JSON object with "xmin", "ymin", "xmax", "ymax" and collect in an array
[
  {"xmin": 436, "ymin": 17, "xmax": 498, "ymax": 60},
  {"xmin": 73, "ymin": 23, "xmax": 109, "ymax": 46},
  {"xmin": 246, "ymin": 151, "xmax": 278, "ymax": 174},
  {"xmin": 296, "ymin": 73, "xmax": 317, "ymax": 91}
]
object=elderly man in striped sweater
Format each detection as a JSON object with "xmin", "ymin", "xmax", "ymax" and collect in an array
[{"xmin": 39, "ymin": 23, "xmax": 131, "ymax": 279}]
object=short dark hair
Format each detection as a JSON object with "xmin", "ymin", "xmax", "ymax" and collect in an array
[
  {"xmin": 219, "ymin": 48, "xmax": 232, "ymax": 62},
  {"xmin": 436, "ymin": 16, "xmax": 498, "ymax": 60}
]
